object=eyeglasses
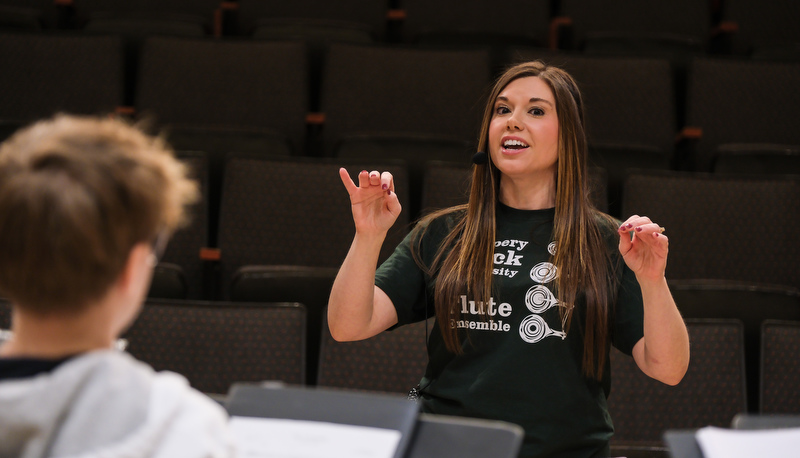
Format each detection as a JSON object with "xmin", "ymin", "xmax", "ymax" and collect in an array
[{"xmin": 149, "ymin": 229, "xmax": 170, "ymax": 266}]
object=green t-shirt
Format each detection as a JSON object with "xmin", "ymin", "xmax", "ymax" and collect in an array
[{"xmin": 375, "ymin": 204, "xmax": 645, "ymax": 458}]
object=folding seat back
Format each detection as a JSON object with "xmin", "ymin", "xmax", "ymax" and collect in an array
[
  {"xmin": 760, "ymin": 320, "xmax": 800, "ymax": 414},
  {"xmin": 559, "ymin": 0, "xmax": 710, "ymax": 57},
  {"xmin": 216, "ymin": 155, "xmax": 410, "ymax": 299},
  {"xmin": 317, "ymin": 313, "xmax": 431, "ymax": 395},
  {"xmin": 320, "ymin": 43, "xmax": 491, "ymax": 157},
  {"xmin": 669, "ymin": 280, "xmax": 800, "ymax": 414},
  {"xmin": 608, "ymin": 319, "xmax": 747, "ymax": 446},
  {"xmin": 722, "ymin": 0, "xmax": 800, "ymax": 59},
  {"xmin": 0, "ymin": 33, "xmax": 123, "ymax": 123},
  {"xmin": 622, "ymin": 171, "xmax": 800, "ymax": 290},
  {"xmin": 686, "ymin": 58, "xmax": 800, "ymax": 171},
  {"xmin": 123, "ymin": 299, "xmax": 306, "ymax": 394},
  {"xmin": 401, "ymin": 0, "xmax": 550, "ymax": 55},
  {"xmin": 148, "ymin": 150, "xmax": 210, "ymax": 300},
  {"xmin": 237, "ymin": 0, "xmax": 388, "ymax": 40}
]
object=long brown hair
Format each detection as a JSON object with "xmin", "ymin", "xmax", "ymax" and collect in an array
[{"xmin": 414, "ymin": 61, "xmax": 618, "ymax": 380}]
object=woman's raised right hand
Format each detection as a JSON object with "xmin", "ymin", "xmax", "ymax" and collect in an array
[{"xmin": 339, "ymin": 168, "xmax": 402, "ymax": 236}]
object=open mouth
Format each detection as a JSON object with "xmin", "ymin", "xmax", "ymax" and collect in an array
[{"xmin": 502, "ymin": 139, "xmax": 529, "ymax": 150}]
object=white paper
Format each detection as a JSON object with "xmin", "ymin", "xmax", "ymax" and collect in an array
[
  {"xmin": 229, "ymin": 416, "xmax": 402, "ymax": 458},
  {"xmin": 696, "ymin": 426, "xmax": 800, "ymax": 458}
]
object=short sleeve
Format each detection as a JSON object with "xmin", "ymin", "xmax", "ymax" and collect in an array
[
  {"xmin": 610, "ymin": 264, "xmax": 645, "ymax": 356},
  {"xmin": 374, "ymin": 230, "xmax": 430, "ymax": 326}
]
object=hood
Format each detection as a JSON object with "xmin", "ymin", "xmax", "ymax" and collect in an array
[{"xmin": 0, "ymin": 350, "xmax": 233, "ymax": 458}]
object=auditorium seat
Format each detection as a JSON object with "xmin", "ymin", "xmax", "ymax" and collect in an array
[
  {"xmin": 399, "ymin": 0, "xmax": 550, "ymax": 69},
  {"xmin": 136, "ymin": 37, "xmax": 308, "ymax": 245},
  {"xmin": 123, "ymin": 299, "xmax": 307, "ymax": 395},
  {"xmin": 216, "ymin": 156, "xmax": 408, "ymax": 294},
  {"xmin": 608, "ymin": 319, "xmax": 747, "ymax": 447},
  {"xmin": 136, "ymin": 37, "xmax": 307, "ymax": 154},
  {"xmin": 337, "ymin": 136, "xmax": 472, "ymax": 221},
  {"xmin": 73, "ymin": 0, "xmax": 218, "ymax": 36},
  {"xmin": 505, "ymin": 51, "xmax": 676, "ymax": 215},
  {"xmin": 216, "ymin": 156, "xmax": 409, "ymax": 294},
  {"xmin": 230, "ymin": 265, "xmax": 339, "ymax": 386},
  {"xmin": 317, "ymin": 312, "xmax": 431, "ymax": 395},
  {"xmin": 320, "ymin": 43, "xmax": 490, "ymax": 157},
  {"xmin": 216, "ymin": 156, "xmax": 410, "ymax": 372},
  {"xmin": 557, "ymin": 0, "xmax": 710, "ymax": 63},
  {"xmin": 721, "ymin": 0, "xmax": 800, "ymax": 61},
  {"xmin": 684, "ymin": 57, "xmax": 800, "ymax": 171},
  {"xmin": 712, "ymin": 144, "xmax": 800, "ymax": 176},
  {"xmin": 759, "ymin": 320, "xmax": 800, "ymax": 414},
  {"xmin": 0, "ymin": 0, "xmax": 60, "ymax": 30},
  {"xmin": 320, "ymin": 43, "xmax": 489, "ymax": 217},
  {"xmin": 0, "ymin": 32, "xmax": 123, "ymax": 123},
  {"xmin": 147, "ymin": 150, "xmax": 211, "ymax": 300},
  {"xmin": 622, "ymin": 171, "xmax": 800, "ymax": 290},
  {"xmin": 236, "ymin": 0, "xmax": 388, "ymax": 41},
  {"xmin": 420, "ymin": 161, "xmax": 472, "ymax": 216},
  {"xmin": 236, "ymin": 0, "xmax": 388, "ymax": 112},
  {"xmin": 669, "ymin": 280, "xmax": 800, "ymax": 413}
]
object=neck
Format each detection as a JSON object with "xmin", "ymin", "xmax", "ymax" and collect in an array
[
  {"xmin": 0, "ymin": 301, "xmax": 117, "ymax": 359},
  {"xmin": 498, "ymin": 172, "xmax": 556, "ymax": 210}
]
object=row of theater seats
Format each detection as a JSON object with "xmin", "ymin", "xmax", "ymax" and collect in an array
[
  {"xmin": 157, "ymin": 154, "xmax": 800, "ymax": 301},
  {"xmin": 144, "ymin": 151, "xmax": 800, "ymax": 414},
  {"xmin": 1, "ymin": 0, "xmax": 798, "ymax": 61},
  {"xmin": 1, "ymin": 33, "xmax": 798, "ymax": 214},
  {"xmin": 3, "ymin": 298, "xmax": 799, "ymax": 454}
]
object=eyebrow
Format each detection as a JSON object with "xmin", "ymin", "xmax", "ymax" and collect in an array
[{"xmin": 496, "ymin": 96, "xmax": 554, "ymax": 107}]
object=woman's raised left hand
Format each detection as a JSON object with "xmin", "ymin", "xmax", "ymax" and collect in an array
[{"xmin": 618, "ymin": 215, "xmax": 669, "ymax": 283}]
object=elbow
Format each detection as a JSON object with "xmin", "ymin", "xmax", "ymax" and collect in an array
[
  {"xmin": 328, "ymin": 322, "xmax": 350, "ymax": 342},
  {"xmin": 330, "ymin": 330, "xmax": 356, "ymax": 342},
  {"xmin": 327, "ymin": 319, "xmax": 361, "ymax": 342},
  {"xmin": 656, "ymin": 356, "xmax": 690, "ymax": 386},
  {"xmin": 660, "ymin": 369, "xmax": 687, "ymax": 387}
]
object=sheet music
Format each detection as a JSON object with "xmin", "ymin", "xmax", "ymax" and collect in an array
[
  {"xmin": 229, "ymin": 416, "xmax": 402, "ymax": 458},
  {"xmin": 696, "ymin": 425, "xmax": 800, "ymax": 458}
]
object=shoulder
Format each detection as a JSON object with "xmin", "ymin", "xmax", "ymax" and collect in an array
[
  {"xmin": 413, "ymin": 206, "xmax": 467, "ymax": 241},
  {"xmin": 148, "ymin": 373, "xmax": 235, "ymax": 456},
  {"xmin": 591, "ymin": 210, "xmax": 622, "ymax": 241}
]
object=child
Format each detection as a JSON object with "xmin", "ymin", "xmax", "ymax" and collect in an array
[{"xmin": 0, "ymin": 115, "xmax": 234, "ymax": 457}]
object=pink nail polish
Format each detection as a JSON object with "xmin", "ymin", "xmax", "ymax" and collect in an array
[
  {"xmin": 382, "ymin": 184, "xmax": 388, "ymax": 190},
  {"xmin": 635, "ymin": 227, "xmax": 642, "ymax": 232}
]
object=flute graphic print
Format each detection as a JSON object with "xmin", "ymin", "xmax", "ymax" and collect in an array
[{"xmin": 519, "ymin": 241, "xmax": 566, "ymax": 344}]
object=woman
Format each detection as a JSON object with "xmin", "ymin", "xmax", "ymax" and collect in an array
[{"xmin": 328, "ymin": 61, "xmax": 689, "ymax": 457}]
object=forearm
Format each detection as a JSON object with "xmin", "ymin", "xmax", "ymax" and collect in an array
[
  {"xmin": 328, "ymin": 232, "xmax": 393, "ymax": 341},
  {"xmin": 636, "ymin": 276, "xmax": 690, "ymax": 385}
]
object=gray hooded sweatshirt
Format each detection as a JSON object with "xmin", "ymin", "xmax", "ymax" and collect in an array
[{"xmin": 0, "ymin": 350, "xmax": 235, "ymax": 458}]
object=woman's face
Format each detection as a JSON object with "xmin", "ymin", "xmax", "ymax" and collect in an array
[{"xmin": 488, "ymin": 76, "xmax": 559, "ymax": 182}]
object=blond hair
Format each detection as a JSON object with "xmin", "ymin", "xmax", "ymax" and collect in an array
[{"xmin": 0, "ymin": 114, "xmax": 198, "ymax": 314}]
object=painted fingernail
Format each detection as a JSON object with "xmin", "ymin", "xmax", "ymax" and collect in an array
[
  {"xmin": 619, "ymin": 225, "xmax": 627, "ymax": 231},
  {"xmin": 382, "ymin": 184, "xmax": 388, "ymax": 190},
  {"xmin": 626, "ymin": 223, "xmax": 633, "ymax": 229},
  {"xmin": 635, "ymin": 226, "xmax": 642, "ymax": 232}
]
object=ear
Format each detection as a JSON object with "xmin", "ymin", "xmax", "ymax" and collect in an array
[{"xmin": 115, "ymin": 242, "xmax": 152, "ymax": 294}]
